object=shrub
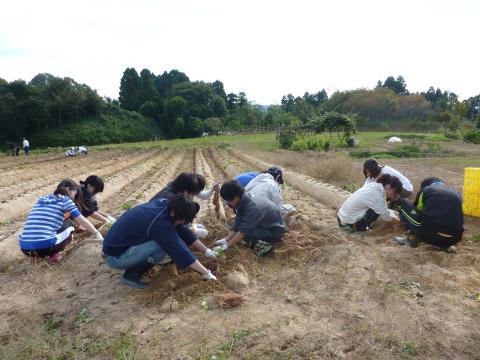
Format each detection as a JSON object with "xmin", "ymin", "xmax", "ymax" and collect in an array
[
  {"xmin": 444, "ymin": 129, "xmax": 460, "ymax": 140},
  {"xmin": 276, "ymin": 130, "xmax": 297, "ymax": 149},
  {"xmin": 463, "ymin": 129, "xmax": 480, "ymax": 144}
]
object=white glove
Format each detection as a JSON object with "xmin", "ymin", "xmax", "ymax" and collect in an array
[
  {"xmin": 195, "ymin": 227, "xmax": 209, "ymax": 239},
  {"xmin": 215, "ymin": 238, "xmax": 228, "ymax": 247},
  {"xmin": 106, "ymin": 215, "xmax": 117, "ymax": 224},
  {"xmin": 95, "ymin": 230, "xmax": 104, "ymax": 242},
  {"xmin": 202, "ymin": 270, "xmax": 217, "ymax": 281},
  {"xmin": 204, "ymin": 248, "xmax": 217, "ymax": 259}
]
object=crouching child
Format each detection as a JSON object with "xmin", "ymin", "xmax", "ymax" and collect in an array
[
  {"xmin": 214, "ymin": 180, "xmax": 286, "ymax": 257},
  {"xmin": 102, "ymin": 194, "xmax": 217, "ymax": 289}
]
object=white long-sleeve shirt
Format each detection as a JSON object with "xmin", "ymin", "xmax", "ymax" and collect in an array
[
  {"xmin": 196, "ymin": 187, "xmax": 215, "ymax": 200},
  {"xmin": 23, "ymin": 139, "xmax": 29, "ymax": 148},
  {"xmin": 338, "ymin": 182, "xmax": 392, "ymax": 224},
  {"xmin": 245, "ymin": 173, "xmax": 295, "ymax": 215},
  {"xmin": 365, "ymin": 165, "xmax": 413, "ymax": 192}
]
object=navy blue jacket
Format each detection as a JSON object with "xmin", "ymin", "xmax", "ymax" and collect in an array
[{"xmin": 102, "ymin": 199, "xmax": 196, "ymax": 269}]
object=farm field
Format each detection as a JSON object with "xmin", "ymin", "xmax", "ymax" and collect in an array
[{"xmin": 0, "ymin": 135, "xmax": 480, "ymax": 360}]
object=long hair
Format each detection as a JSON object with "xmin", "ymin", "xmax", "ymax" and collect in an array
[
  {"xmin": 376, "ymin": 174, "xmax": 403, "ymax": 195},
  {"xmin": 54, "ymin": 178, "xmax": 86, "ymax": 212},
  {"xmin": 363, "ymin": 159, "xmax": 382, "ymax": 179}
]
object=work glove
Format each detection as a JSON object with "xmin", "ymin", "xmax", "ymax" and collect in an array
[
  {"xmin": 95, "ymin": 230, "xmax": 104, "ymax": 242},
  {"xmin": 202, "ymin": 270, "xmax": 217, "ymax": 281},
  {"xmin": 194, "ymin": 224, "xmax": 209, "ymax": 239},
  {"xmin": 204, "ymin": 248, "xmax": 217, "ymax": 259},
  {"xmin": 106, "ymin": 215, "xmax": 117, "ymax": 224},
  {"xmin": 215, "ymin": 238, "xmax": 228, "ymax": 247}
]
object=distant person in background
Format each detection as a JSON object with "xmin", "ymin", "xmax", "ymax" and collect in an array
[
  {"xmin": 396, "ymin": 177, "xmax": 464, "ymax": 251},
  {"xmin": 337, "ymin": 174, "xmax": 403, "ymax": 232},
  {"xmin": 363, "ymin": 159, "xmax": 413, "ymax": 198},
  {"xmin": 80, "ymin": 175, "xmax": 116, "ymax": 224},
  {"xmin": 76, "ymin": 146, "xmax": 88, "ymax": 155},
  {"xmin": 19, "ymin": 179, "xmax": 103, "ymax": 263},
  {"xmin": 22, "ymin": 137, "xmax": 30, "ymax": 155},
  {"xmin": 65, "ymin": 147, "xmax": 76, "ymax": 157},
  {"xmin": 6, "ymin": 141, "xmax": 20, "ymax": 156}
]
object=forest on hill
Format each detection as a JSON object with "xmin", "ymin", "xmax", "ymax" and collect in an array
[{"xmin": 1, "ymin": 69, "xmax": 479, "ymax": 148}]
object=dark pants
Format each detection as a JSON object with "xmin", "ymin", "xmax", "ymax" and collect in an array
[
  {"xmin": 399, "ymin": 198, "xmax": 462, "ymax": 248},
  {"xmin": 244, "ymin": 226, "xmax": 286, "ymax": 245},
  {"xmin": 22, "ymin": 220, "xmax": 74, "ymax": 258},
  {"xmin": 24, "ymin": 146, "xmax": 30, "ymax": 155}
]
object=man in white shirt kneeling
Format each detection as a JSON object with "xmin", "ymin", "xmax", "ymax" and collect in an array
[{"xmin": 337, "ymin": 174, "xmax": 402, "ymax": 232}]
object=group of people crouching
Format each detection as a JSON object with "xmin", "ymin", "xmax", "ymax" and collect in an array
[
  {"xmin": 337, "ymin": 159, "xmax": 464, "ymax": 252},
  {"xmin": 18, "ymin": 159, "xmax": 463, "ymax": 289},
  {"xmin": 19, "ymin": 167, "xmax": 292, "ymax": 289}
]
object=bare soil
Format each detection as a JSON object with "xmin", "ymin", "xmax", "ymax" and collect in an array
[{"xmin": 0, "ymin": 145, "xmax": 479, "ymax": 360}]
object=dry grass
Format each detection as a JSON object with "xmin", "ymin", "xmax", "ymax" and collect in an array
[{"xmin": 248, "ymin": 149, "xmax": 364, "ymax": 189}]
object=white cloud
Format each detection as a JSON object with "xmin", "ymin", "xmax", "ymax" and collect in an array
[{"xmin": 0, "ymin": 0, "xmax": 479, "ymax": 103}]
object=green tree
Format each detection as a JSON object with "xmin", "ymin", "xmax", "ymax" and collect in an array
[
  {"xmin": 119, "ymin": 68, "xmax": 141, "ymax": 111},
  {"xmin": 139, "ymin": 69, "xmax": 160, "ymax": 104},
  {"xmin": 211, "ymin": 80, "xmax": 227, "ymax": 99},
  {"xmin": 165, "ymin": 96, "xmax": 186, "ymax": 137},
  {"xmin": 382, "ymin": 75, "xmax": 408, "ymax": 95},
  {"xmin": 204, "ymin": 117, "xmax": 223, "ymax": 132},
  {"xmin": 211, "ymin": 96, "xmax": 227, "ymax": 117}
]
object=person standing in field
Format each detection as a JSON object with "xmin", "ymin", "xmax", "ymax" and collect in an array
[
  {"xmin": 396, "ymin": 177, "xmax": 463, "ymax": 251},
  {"xmin": 6, "ymin": 141, "xmax": 19, "ymax": 156},
  {"xmin": 22, "ymin": 137, "xmax": 30, "ymax": 155},
  {"xmin": 103, "ymin": 194, "xmax": 217, "ymax": 289},
  {"xmin": 79, "ymin": 175, "xmax": 116, "ymax": 224},
  {"xmin": 337, "ymin": 174, "xmax": 403, "ymax": 231},
  {"xmin": 214, "ymin": 180, "xmax": 286, "ymax": 257},
  {"xmin": 363, "ymin": 159, "xmax": 413, "ymax": 198},
  {"xmin": 19, "ymin": 179, "xmax": 104, "ymax": 263}
]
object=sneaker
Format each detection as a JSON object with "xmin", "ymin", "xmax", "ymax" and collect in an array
[
  {"xmin": 394, "ymin": 235, "xmax": 418, "ymax": 248},
  {"xmin": 242, "ymin": 238, "xmax": 257, "ymax": 248},
  {"xmin": 446, "ymin": 245, "xmax": 458, "ymax": 254},
  {"xmin": 253, "ymin": 240, "xmax": 274, "ymax": 257},
  {"xmin": 121, "ymin": 276, "xmax": 150, "ymax": 289}
]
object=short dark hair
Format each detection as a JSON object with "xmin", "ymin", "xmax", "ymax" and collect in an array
[
  {"xmin": 363, "ymin": 159, "xmax": 381, "ymax": 178},
  {"xmin": 266, "ymin": 167, "xmax": 284, "ymax": 184},
  {"xmin": 195, "ymin": 174, "xmax": 206, "ymax": 192},
  {"xmin": 220, "ymin": 180, "xmax": 245, "ymax": 201},
  {"xmin": 376, "ymin": 174, "xmax": 403, "ymax": 194},
  {"xmin": 420, "ymin": 177, "xmax": 444, "ymax": 191},
  {"xmin": 171, "ymin": 173, "xmax": 200, "ymax": 194},
  {"xmin": 80, "ymin": 175, "xmax": 104, "ymax": 194},
  {"xmin": 167, "ymin": 194, "xmax": 199, "ymax": 223}
]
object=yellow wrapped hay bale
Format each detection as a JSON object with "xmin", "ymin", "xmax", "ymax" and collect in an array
[{"xmin": 464, "ymin": 167, "xmax": 480, "ymax": 217}]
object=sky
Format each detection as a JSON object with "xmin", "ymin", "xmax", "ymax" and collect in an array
[{"xmin": 0, "ymin": 0, "xmax": 479, "ymax": 104}]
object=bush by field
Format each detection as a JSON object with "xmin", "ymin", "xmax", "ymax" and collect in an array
[{"xmin": 463, "ymin": 129, "xmax": 480, "ymax": 144}]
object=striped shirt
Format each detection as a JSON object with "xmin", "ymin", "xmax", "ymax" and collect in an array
[{"xmin": 19, "ymin": 194, "xmax": 81, "ymax": 250}]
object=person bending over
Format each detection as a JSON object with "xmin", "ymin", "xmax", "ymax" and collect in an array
[
  {"xmin": 80, "ymin": 175, "xmax": 116, "ymax": 224},
  {"xmin": 337, "ymin": 174, "xmax": 403, "ymax": 231},
  {"xmin": 150, "ymin": 172, "xmax": 219, "ymax": 241},
  {"xmin": 396, "ymin": 177, "xmax": 463, "ymax": 251},
  {"xmin": 214, "ymin": 180, "xmax": 286, "ymax": 257},
  {"xmin": 244, "ymin": 169, "xmax": 295, "ymax": 216},
  {"xmin": 363, "ymin": 159, "xmax": 413, "ymax": 198},
  {"xmin": 103, "ymin": 194, "xmax": 217, "ymax": 289},
  {"xmin": 235, "ymin": 166, "xmax": 284, "ymax": 187},
  {"xmin": 19, "ymin": 179, "xmax": 103, "ymax": 263}
]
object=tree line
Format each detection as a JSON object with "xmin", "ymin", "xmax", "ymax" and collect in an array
[
  {"xmin": 266, "ymin": 75, "xmax": 480, "ymax": 132},
  {"xmin": 2, "ymin": 70, "xmax": 480, "ymax": 148},
  {"xmin": 118, "ymin": 68, "xmax": 262, "ymax": 138}
]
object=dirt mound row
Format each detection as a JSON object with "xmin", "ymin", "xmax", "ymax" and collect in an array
[
  {"xmin": 229, "ymin": 148, "xmax": 350, "ymax": 209},
  {"xmin": 0, "ymin": 150, "xmax": 126, "ymax": 187},
  {"xmin": 0, "ymin": 151, "xmax": 159, "ymax": 222}
]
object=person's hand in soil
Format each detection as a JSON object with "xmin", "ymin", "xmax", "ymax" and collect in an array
[{"xmin": 204, "ymin": 248, "xmax": 217, "ymax": 259}]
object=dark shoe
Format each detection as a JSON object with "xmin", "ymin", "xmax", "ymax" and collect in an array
[
  {"xmin": 394, "ymin": 233, "xmax": 418, "ymax": 248},
  {"xmin": 121, "ymin": 276, "xmax": 149, "ymax": 289},
  {"xmin": 242, "ymin": 238, "xmax": 257, "ymax": 248},
  {"xmin": 254, "ymin": 240, "xmax": 274, "ymax": 257}
]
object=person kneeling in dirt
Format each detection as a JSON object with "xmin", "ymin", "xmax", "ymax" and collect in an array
[
  {"xmin": 19, "ymin": 179, "xmax": 104, "ymax": 263},
  {"xmin": 65, "ymin": 147, "xmax": 76, "ymax": 157},
  {"xmin": 395, "ymin": 177, "xmax": 463, "ymax": 252},
  {"xmin": 214, "ymin": 180, "xmax": 286, "ymax": 257},
  {"xmin": 103, "ymin": 194, "xmax": 217, "ymax": 289},
  {"xmin": 235, "ymin": 167, "xmax": 283, "ymax": 187},
  {"xmin": 150, "ymin": 172, "xmax": 220, "ymax": 241},
  {"xmin": 80, "ymin": 175, "xmax": 116, "ymax": 224},
  {"xmin": 6, "ymin": 141, "xmax": 20, "ymax": 156},
  {"xmin": 363, "ymin": 159, "xmax": 413, "ymax": 198},
  {"xmin": 337, "ymin": 174, "xmax": 403, "ymax": 232}
]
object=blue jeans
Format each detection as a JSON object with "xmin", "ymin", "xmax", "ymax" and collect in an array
[{"xmin": 106, "ymin": 240, "xmax": 167, "ymax": 270}]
